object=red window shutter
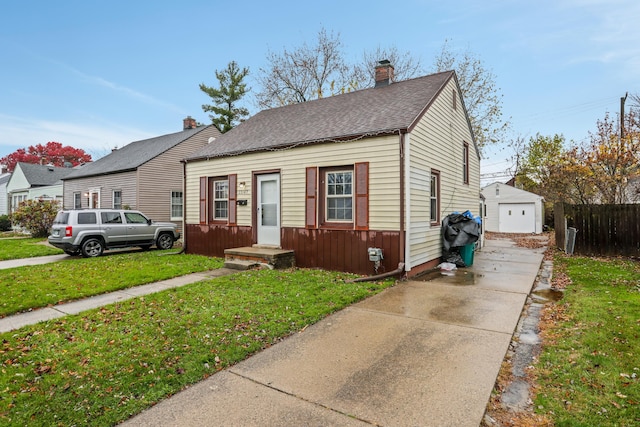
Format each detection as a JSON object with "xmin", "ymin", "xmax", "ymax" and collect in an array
[
  {"xmin": 355, "ymin": 162, "xmax": 369, "ymax": 230},
  {"xmin": 305, "ymin": 167, "xmax": 317, "ymax": 229},
  {"xmin": 199, "ymin": 177, "xmax": 207, "ymax": 224},
  {"xmin": 228, "ymin": 174, "xmax": 237, "ymax": 226}
]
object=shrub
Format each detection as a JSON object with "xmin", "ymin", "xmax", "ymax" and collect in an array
[
  {"xmin": 0, "ymin": 215, "xmax": 11, "ymax": 232},
  {"xmin": 9, "ymin": 199, "xmax": 60, "ymax": 238}
]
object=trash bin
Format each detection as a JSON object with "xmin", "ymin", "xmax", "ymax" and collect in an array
[{"xmin": 459, "ymin": 243, "xmax": 474, "ymax": 267}]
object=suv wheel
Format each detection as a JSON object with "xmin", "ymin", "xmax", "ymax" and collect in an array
[
  {"xmin": 156, "ymin": 233, "xmax": 175, "ymax": 250},
  {"xmin": 81, "ymin": 238, "xmax": 104, "ymax": 257}
]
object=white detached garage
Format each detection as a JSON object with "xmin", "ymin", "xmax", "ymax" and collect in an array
[{"xmin": 481, "ymin": 183, "xmax": 545, "ymax": 234}]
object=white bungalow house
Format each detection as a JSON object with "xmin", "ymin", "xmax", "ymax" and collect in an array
[{"xmin": 181, "ymin": 62, "xmax": 481, "ymax": 277}]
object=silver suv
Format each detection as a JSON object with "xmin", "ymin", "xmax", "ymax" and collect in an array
[{"xmin": 48, "ymin": 209, "xmax": 180, "ymax": 257}]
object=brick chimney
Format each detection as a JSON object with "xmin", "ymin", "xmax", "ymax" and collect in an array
[
  {"xmin": 375, "ymin": 60, "xmax": 394, "ymax": 88},
  {"xmin": 183, "ymin": 116, "xmax": 197, "ymax": 130}
]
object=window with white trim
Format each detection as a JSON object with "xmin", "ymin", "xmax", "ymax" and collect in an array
[
  {"xmin": 113, "ymin": 190, "xmax": 122, "ymax": 209},
  {"xmin": 325, "ymin": 170, "xmax": 353, "ymax": 222},
  {"xmin": 463, "ymin": 142, "xmax": 470, "ymax": 184},
  {"xmin": 430, "ymin": 170, "xmax": 440, "ymax": 224},
  {"xmin": 171, "ymin": 191, "xmax": 183, "ymax": 219},
  {"xmin": 73, "ymin": 192, "xmax": 82, "ymax": 209},
  {"xmin": 213, "ymin": 179, "xmax": 229, "ymax": 220}
]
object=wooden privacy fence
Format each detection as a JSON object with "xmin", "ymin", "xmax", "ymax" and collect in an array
[{"xmin": 555, "ymin": 202, "xmax": 640, "ymax": 257}]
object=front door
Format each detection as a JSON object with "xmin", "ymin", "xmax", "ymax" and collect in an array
[{"xmin": 257, "ymin": 173, "xmax": 280, "ymax": 247}]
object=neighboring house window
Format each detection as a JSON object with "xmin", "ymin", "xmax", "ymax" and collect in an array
[
  {"xmin": 113, "ymin": 190, "xmax": 122, "ymax": 209},
  {"xmin": 325, "ymin": 169, "xmax": 353, "ymax": 222},
  {"xmin": 73, "ymin": 192, "xmax": 82, "ymax": 209},
  {"xmin": 213, "ymin": 179, "xmax": 229, "ymax": 220},
  {"xmin": 11, "ymin": 195, "xmax": 26, "ymax": 212},
  {"xmin": 463, "ymin": 142, "xmax": 469, "ymax": 184},
  {"xmin": 171, "ymin": 191, "xmax": 183, "ymax": 219},
  {"xmin": 89, "ymin": 189, "xmax": 100, "ymax": 208},
  {"xmin": 430, "ymin": 170, "xmax": 440, "ymax": 224}
]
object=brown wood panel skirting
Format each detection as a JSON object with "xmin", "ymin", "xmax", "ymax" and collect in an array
[
  {"xmin": 186, "ymin": 224, "xmax": 401, "ymax": 275},
  {"xmin": 281, "ymin": 227, "xmax": 401, "ymax": 276},
  {"xmin": 185, "ymin": 224, "xmax": 253, "ymax": 257}
]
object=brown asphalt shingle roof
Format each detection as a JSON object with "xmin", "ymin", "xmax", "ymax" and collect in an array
[{"xmin": 186, "ymin": 70, "xmax": 455, "ymax": 161}]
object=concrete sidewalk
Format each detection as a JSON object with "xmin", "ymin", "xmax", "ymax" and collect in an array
[
  {"xmin": 0, "ymin": 254, "xmax": 235, "ymax": 333},
  {"xmin": 122, "ymin": 239, "xmax": 545, "ymax": 427}
]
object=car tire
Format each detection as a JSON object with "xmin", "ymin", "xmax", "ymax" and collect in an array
[
  {"xmin": 81, "ymin": 238, "xmax": 104, "ymax": 257},
  {"xmin": 156, "ymin": 233, "xmax": 175, "ymax": 250}
]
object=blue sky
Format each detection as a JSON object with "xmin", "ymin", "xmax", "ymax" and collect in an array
[{"xmin": 1, "ymin": 0, "xmax": 638, "ymax": 182}]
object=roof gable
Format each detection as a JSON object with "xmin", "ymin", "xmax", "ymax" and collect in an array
[
  {"xmin": 14, "ymin": 162, "xmax": 74, "ymax": 186},
  {"xmin": 187, "ymin": 71, "xmax": 456, "ymax": 161},
  {"xmin": 65, "ymin": 125, "xmax": 217, "ymax": 180}
]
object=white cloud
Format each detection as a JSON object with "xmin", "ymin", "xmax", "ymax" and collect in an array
[{"xmin": 0, "ymin": 114, "xmax": 154, "ymax": 160}]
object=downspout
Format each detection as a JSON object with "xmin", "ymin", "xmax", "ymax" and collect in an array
[
  {"xmin": 347, "ymin": 263, "xmax": 406, "ymax": 283},
  {"xmin": 401, "ymin": 131, "xmax": 410, "ymax": 272}
]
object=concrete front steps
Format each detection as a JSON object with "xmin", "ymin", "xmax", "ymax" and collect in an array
[{"xmin": 223, "ymin": 246, "xmax": 295, "ymax": 270}]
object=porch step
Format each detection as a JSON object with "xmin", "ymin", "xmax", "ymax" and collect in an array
[{"xmin": 223, "ymin": 247, "xmax": 295, "ymax": 270}]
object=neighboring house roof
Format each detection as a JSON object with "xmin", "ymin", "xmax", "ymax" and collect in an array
[
  {"xmin": 16, "ymin": 162, "xmax": 75, "ymax": 187},
  {"xmin": 187, "ymin": 70, "xmax": 469, "ymax": 161},
  {"xmin": 0, "ymin": 173, "xmax": 10, "ymax": 187},
  {"xmin": 64, "ymin": 125, "xmax": 217, "ymax": 180},
  {"xmin": 481, "ymin": 182, "xmax": 544, "ymax": 201}
]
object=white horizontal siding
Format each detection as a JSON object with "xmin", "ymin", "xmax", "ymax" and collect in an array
[
  {"xmin": 407, "ymin": 78, "xmax": 480, "ymax": 270},
  {"xmin": 185, "ymin": 135, "xmax": 401, "ymax": 230}
]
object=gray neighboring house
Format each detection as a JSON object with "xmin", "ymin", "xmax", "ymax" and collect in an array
[
  {"xmin": 6, "ymin": 162, "xmax": 75, "ymax": 212},
  {"xmin": 62, "ymin": 117, "xmax": 221, "ymax": 232}
]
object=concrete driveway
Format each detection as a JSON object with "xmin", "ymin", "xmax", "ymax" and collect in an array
[{"xmin": 124, "ymin": 238, "xmax": 545, "ymax": 427}]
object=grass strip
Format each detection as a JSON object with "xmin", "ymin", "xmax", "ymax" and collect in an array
[
  {"xmin": 534, "ymin": 255, "xmax": 640, "ymax": 426},
  {"xmin": 0, "ymin": 238, "xmax": 62, "ymax": 260},
  {"xmin": 0, "ymin": 268, "xmax": 394, "ymax": 426},
  {"xmin": 0, "ymin": 251, "xmax": 223, "ymax": 317}
]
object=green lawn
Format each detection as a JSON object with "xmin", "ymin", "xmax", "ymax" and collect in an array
[
  {"xmin": 0, "ymin": 268, "xmax": 394, "ymax": 426},
  {"xmin": 0, "ymin": 250, "xmax": 224, "ymax": 317},
  {"xmin": 0, "ymin": 237, "xmax": 63, "ymax": 260},
  {"xmin": 534, "ymin": 254, "xmax": 640, "ymax": 426}
]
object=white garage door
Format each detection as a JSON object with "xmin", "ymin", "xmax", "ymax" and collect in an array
[{"xmin": 499, "ymin": 203, "xmax": 536, "ymax": 233}]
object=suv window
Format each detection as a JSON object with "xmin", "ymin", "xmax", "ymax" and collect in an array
[
  {"xmin": 124, "ymin": 212, "xmax": 149, "ymax": 224},
  {"xmin": 53, "ymin": 212, "xmax": 70, "ymax": 225},
  {"xmin": 77, "ymin": 212, "xmax": 97, "ymax": 224},
  {"xmin": 101, "ymin": 212, "xmax": 123, "ymax": 224}
]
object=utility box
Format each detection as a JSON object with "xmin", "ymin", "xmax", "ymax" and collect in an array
[{"xmin": 368, "ymin": 247, "xmax": 383, "ymax": 262}]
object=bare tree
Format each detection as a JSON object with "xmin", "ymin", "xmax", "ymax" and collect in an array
[
  {"xmin": 431, "ymin": 39, "xmax": 509, "ymax": 152},
  {"xmin": 255, "ymin": 28, "xmax": 351, "ymax": 109}
]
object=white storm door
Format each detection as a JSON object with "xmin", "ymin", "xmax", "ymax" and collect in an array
[{"xmin": 257, "ymin": 173, "xmax": 280, "ymax": 246}]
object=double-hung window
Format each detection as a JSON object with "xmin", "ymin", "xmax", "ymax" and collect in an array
[
  {"xmin": 213, "ymin": 179, "xmax": 229, "ymax": 220},
  {"xmin": 113, "ymin": 190, "xmax": 122, "ymax": 209},
  {"xmin": 430, "ymin": 170, "xmax": 440, "ymax": 224},
  {"xmin": 171, "ymin": 191, "xmax": 183, "ymax": 219},
  {"xmin": 326, "ymin": 170, "xmax": 353, "ymax": 222},
  {"xmin": 73, "ymin": 192, "xmax": 82, "ymax": 209},
  {"xmin": 462, "ymin": 142, "xmax": 470, "ymax": 184}
]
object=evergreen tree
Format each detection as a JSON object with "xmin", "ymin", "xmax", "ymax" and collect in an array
[{"xmin": 200, "ymin": 61, "xmax": 250, "ymax": 133}]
